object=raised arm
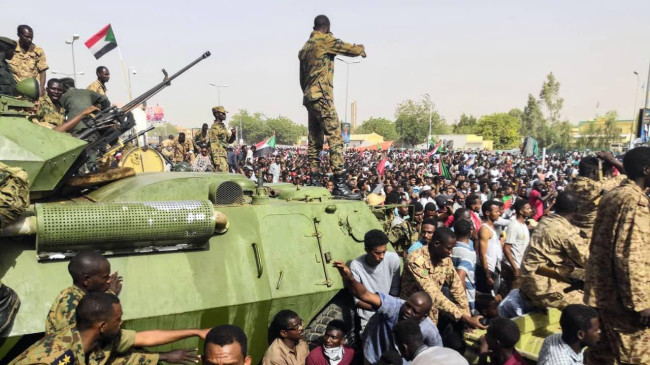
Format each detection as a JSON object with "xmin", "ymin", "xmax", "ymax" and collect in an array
[
  {"xmin": 325, "ymin": 35, "xmax": 366, "ymax": 58},
  {"xmin": 333, "ymin": 261, "xmax": 381, "ymax": 308},
  {"xmin": 134, "ymin": 328, "xmax": 210, "ymax": 347}
]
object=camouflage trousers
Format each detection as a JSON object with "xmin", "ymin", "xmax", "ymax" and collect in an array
[
  {"xmin": 305, "ymin": 98, "xmax": 344, "ymax": 173},
  {"xmin": 586, "ymin": 309, "xmax": 650, "ymax": 364},
  {"xmin": 211, "ymin": 149, "xmax": 228, "ymax": 172},
  {"xmin": 0, "ymin": 162, "xmax": 30, "ymax": 228}
]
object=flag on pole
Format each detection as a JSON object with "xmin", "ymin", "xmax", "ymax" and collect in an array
[
  {"xmin": 85, "ymin": 24, "xmax": 118, "ymax": 59},
  {"xmin": 439, "ymin": 158, "xmax": 451, "ymax": 180},
  {"xmin": 377, "ymin": 158, "xmax": 388, "ymax": 175},
  {"xmin": 254, "ymin": 135, "xmax": 276, "ymax": 157},
  {"xmin": 427, "ymin": 140, "xmax": 443, "ymax": 158}
]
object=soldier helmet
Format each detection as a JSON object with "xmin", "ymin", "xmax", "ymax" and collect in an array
[
  {"xmin": 0, "ymin": 37, "xmax": 16, "ymax": 47},
  {"xmin": 212, "ymin": 106, "xmax": 228, "ymax": 114}
]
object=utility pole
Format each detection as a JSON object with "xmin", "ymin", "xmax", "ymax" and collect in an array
[{"xmin": 336, "ymin": 58, "xmax": 360, "ymax": 122}]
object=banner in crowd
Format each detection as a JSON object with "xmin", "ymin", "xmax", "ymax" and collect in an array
[{"xmin": 342, "ymin": 123, "xmax": 351, "ymax": 144}]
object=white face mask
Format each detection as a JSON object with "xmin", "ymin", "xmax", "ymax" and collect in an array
[{"xmin": 323, "ymin": 346, "xmax": 343, "ymax": 362}]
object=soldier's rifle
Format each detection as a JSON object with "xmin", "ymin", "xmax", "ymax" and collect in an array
[
  {"xmin": 535, "ymin": 264, "xmax": 584, "ymax": 293},
  {"xmin": 70, "ymin": 51, "xmax": 211, "ymax": 175}
]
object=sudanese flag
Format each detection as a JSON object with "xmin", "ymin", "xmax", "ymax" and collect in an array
[{"xmin": 85, "ymin": 24, "xmax": 118, "ymax": 59}]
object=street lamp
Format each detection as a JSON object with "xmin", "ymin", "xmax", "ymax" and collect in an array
[
  {"xmin": 424, "ymin": 93, "xmax": 433, "ymax": 146},
  {"xmin": 128, "ymin": 67, "xmax": 137, "ymax": 100},
  {"xmin": 631, "ymin": 71, "xmax": 641, "ymax": 147},
  {"xmin": 64, "ymin": 34, "xmax": 80, "ymax": 83},
  {"xmin": 208, "ymin": 83, "xmax": 228, "ymax": 105},
  {"xmin": 336, "ymin": 57, "xmax": 361, "ymax": 123}
]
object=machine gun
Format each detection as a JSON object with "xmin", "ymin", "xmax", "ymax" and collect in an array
[
  {"xmin": 71, "ymin": 51, "xmax": 211, "ymax": 175},
  {"xmin": 122, "ymin": 125, "xmax": 155, "ymax": 146}
]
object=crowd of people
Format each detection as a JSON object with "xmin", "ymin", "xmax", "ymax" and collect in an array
[{"xmin": 5, "ymin": 145, "xmax": 649, "ymax": 365}]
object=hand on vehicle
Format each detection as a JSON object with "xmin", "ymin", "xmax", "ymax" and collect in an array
[
  {"xmin": 108, "ymin": 271, "xmax": 123, "ymax": 295},
  {"xmin": 333, "ymin": 261, "xmax": 354, "ymax": 281}
]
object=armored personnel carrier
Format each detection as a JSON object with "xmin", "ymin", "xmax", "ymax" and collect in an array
[{"xmin": 0, "ymin": 53, "xmax": 380, "ymax": 362}]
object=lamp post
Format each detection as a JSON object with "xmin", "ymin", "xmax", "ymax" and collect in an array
[
  {"xmin": 208, "ymin": 83, "xmax": 228, "ymax": 105},
  {"xmin": 631, "ymin": 71, "xmax": 641, "ymax": 147},
  {"xmin": 336, "ymin": 57, "xmax": 360, "ymax": 123},
  {"xmin": 64, "ymin": 34, "xmax": 80, "ymax": 83},
  {"xmin": 424, "ymin": 93, "xmax": 433, "ymax": 147},
  {"xmin": 128, "ymin": 67, "xmax": 137, "ymax": 100}
]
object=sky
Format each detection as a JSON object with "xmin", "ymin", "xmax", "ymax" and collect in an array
[{"xmin": 3, "ymin": 0, "xmax": 650, "ymax": 130}]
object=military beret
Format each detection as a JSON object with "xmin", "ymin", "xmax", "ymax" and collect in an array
[
  {"xmin": 212, "ymin": 106, "xmax": 228, "ymax": 114},
  {"xmin": 0, "ymin": 37, "xmax": 16, "ymax": 47},
  {"xmin": 366, "ymin": 193, "xmax": 385, "ymax": 207}
]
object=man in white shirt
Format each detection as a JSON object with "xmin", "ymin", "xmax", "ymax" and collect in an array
[{"xmin": 500, "ymin": 199, "xmax": 532, "ymax": 295}]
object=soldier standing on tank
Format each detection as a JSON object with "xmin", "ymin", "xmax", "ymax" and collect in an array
[
  {"xmin": 86, "ymin": 66, "xmax": 109, "ymax": 96},
  {"xmin": 0, "ymin": 37, "xmax": 17, "ymax": 96},
  {"xmin": 8, "ymin": 25, "xmax": 47, "ymax": 96},
  {"xmin": 584, "ymin": 146, "xmax": 650, "ymax": 364},
  {"xmin": 209, "ymin": 106, "xmax": 236, "ymax": 172},
  {"xmin": 298, "ymin": 15, "xmax": 365, "ymax": 198}
]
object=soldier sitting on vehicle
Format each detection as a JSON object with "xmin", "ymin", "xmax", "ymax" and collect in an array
[
  {"xmin": 10, "ymin": 292, "xmax": 207, "ymax": 365},
  {"xmin": 58, "ymin": 77, "xmax": 110, "ymax": 135}
]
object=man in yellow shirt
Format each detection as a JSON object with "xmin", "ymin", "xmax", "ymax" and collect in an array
[
  {"xmin": 8, "ymin": 25, "xmax": 47, "ymax": 95},
  {"xmin": 87, "ymin": 66, "xmax": 110, "ymax": 95}
]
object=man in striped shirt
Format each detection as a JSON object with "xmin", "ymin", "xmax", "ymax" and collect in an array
[
  {"xmin": 538, "ymin": 304, "xmax": 600, "ymax": 365},
  {"xmin": 451, "ymin": 219, "xmax": 476, "ymax": 313}
]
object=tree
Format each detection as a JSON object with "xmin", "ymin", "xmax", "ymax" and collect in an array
[
  {"xmin": 539, "ymin": 72, "xmax": 564, "ymax": 125},
  {"xmin": 394, "ymin": 97, "xmax": 449, "ymax": 146},
  {"xmin": 521, "ymin": 94, "xmax": 552, "ymax": 147},
  {"xmin": 549, "ymin": 121, "xmax": 574, "ymax": 150},
  {"xmin": 355, "ymin": 117, "xmax": 398, "ymax": 140},
  {"xmin": 229, "ymin": 109, "xmax": 270, "ymax": 145},
  {"xmin": 474, "ymin": 113, "xmax": 521, "ymax": 149},
  {"xmin": 452, "ymin": 114, "xmax": 477, "ymax": 134},
  {"xmin": 149, "ymin": 122, "xmax": 179, "ymax": 138},
  {"xmin": 266, "ymin": 116, "xmax": 303, "ymax": 145}
]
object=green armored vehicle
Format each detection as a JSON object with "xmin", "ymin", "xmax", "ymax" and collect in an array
[{"xmin": 0, "ymin": 53, "xmax": 380, "ymax": 362}]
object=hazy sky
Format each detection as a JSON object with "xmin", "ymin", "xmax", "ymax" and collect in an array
[{"xmin": 3, "ymin": 0, "xmax": 650, "ymax": 130}]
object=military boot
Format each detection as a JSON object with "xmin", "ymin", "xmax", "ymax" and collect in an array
[
  {"xmin": 332, "ymin": 171, "xmax": 361, "ymax": 199},
  {"xmin": 309, "ymin": 171, "xmax": 323, "ymax": 187},
  {"xmin": 0, "ymin": 284, "xmax": 20, "ymax": 335}
]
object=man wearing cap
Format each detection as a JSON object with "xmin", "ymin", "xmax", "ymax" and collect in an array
[
  {"xmin": 0, "ymin": 37, "xmax": 17, "ymax": 96},
  {"xmin": 8, "ymin": 25, "xmax": 47, "ymax": 96},
  {"xmin": 209, "ymin": 106, "xmax": 236, "ymax": 172},
  {"xmin": 299, "ymin": 15, "xmax": 366, "ymax": 198}
]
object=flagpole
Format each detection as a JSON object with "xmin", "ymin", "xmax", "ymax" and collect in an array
[{"xmin": 117, "ymin": 46, "xmax": 132, "ymax": 101}]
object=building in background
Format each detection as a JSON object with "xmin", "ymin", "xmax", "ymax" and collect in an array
[{"xmin": 428, "ymin": 134, "xmax": 493, "ymax": 150}]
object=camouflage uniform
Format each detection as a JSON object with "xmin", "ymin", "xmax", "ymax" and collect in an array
[
  {"xmin": 567, "ymin": 174, "xmax": 626, "ymax": 238},
  {"xmin": 0, "ymin": 162, "xmax": 29, "ymax": 228},
  {"xmin": 209, "ymin": 122, "xmax": 231, "ymax": 172},
  {"xmin": 43, "ymin": 285, "xmax": 158, "ymax": 365},
  {"xmin": 519, "ymin": 213, "xmax": 588, "ymax": 309},
  {"xmin": 7, "ymin": 42, "xmax": 47, "ymax": 82},
  {"xmin": 400, "ymin": 247, "xmax": 470, "ymax": 324},
  {"xmin": 584, "ymin": 180, "xmax": 650, "ymax": 364},
  {"xmin": 298, "ymin": 30, "xmax": 365, "ymax": 173},
  {"xmin": 35, "ymin": 95, "xmax": 65, "ymax": 128},
  {"xmin": 45, "ymin": 285, "xmax": 85, "ymax": 335},
  {"xmin": 9, "ymin": 325, "xmax": 158, "ymax": 365},
  {"xmin": 172, "ymin": 139, "xmax": 195, "ymax": 164},
  {"xmin": 193, "ymin": 131, "xmax": 210, "ymax": 151},
  {"xmin": 161, "ymin": 139, "xmax": 174, "ymax": 160},
  {"xmin": 86, "ymin": 79, "xmax": 107, "ymax": 96},
  {"xmin": 389, "ymin": 219, "xmax": 418, "ymax": 257}
]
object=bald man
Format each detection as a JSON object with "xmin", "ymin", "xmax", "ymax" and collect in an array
[
  {"xmin": 45, "ymin": 251, "xmax": 122, "ymax": 334},
  {"xmin": 333, "ymin": 261, "xmax": 442, "ymax": 364}
]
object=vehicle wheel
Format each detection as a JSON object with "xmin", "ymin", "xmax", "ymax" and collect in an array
[{"xmin": 304, "ymin": 291, "xmax": 358, "ymax": 349}]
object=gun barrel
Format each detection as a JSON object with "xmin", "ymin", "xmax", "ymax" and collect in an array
[
  {"xmin": 123, "ymin": 125, "xmax": 155, "ymax": 144},
  {"xmin": 122, "ymin": 51, "xmax": 211, "ymax": 113}
]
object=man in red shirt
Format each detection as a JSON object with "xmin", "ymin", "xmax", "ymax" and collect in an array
[
  {"xmin": 479, "ymin": 318, "xmax": 527, "ymax": 365},
  {"xmin": 306, "ymin": 320, "xmax": 354, "ymax": 365},
  {"xmin": 529, "ymin": 181, "xmax": 555, "ymax": 221}
]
